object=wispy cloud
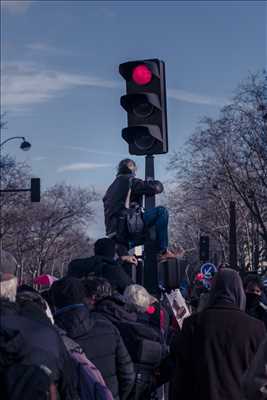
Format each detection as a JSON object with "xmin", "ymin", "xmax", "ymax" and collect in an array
[
  {"xmin": 1, "ymin": 0, "xmax": 32, "ymax": 14},
  {"xmin": 25, "ymin": 42, "xmax": 73, "ymax": 56},
  {"xmin": 32, "ymin": 156, "xmax": 47, "ymax": 162},
  {"xmin": 168, "ymin": 88, "xmax": 228, "ymax": 106},
  {"xmin": 1, "ymin": 62, "xmax": 120, "ymax": 111},
  {"xmin": 62, "ymin": 145, "xmax": 124, "ymax": 157},
  {"xmin": 57, "ymin": 163, "xmax": 112, "ymax": 173}
]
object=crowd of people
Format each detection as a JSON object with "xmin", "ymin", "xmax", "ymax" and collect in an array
[
  {"xmin": 1, "ymin": 158, "xmax": 267, "ymax": 399},
  {"xmin": 1, "ymin": 238, "xmax": 267, "ymax": 400}
]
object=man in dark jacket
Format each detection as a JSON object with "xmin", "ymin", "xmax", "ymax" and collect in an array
[
  {"xmin": 68, "ymin": 237, "xmax": 133, "ymax": 294},
  {"xmin": 171, "ymin": 268, "xmax": 266, "ymax": 400},
  {"xmin": 103, "ymin": 159, "xmax": 181, "ymax": 262},
  {"xmin": 51, "ymin": 276, "xmax": 135, "ymax": 400}
]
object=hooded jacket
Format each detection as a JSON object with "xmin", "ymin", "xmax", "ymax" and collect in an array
[
  {"xmin": 54, "ymin": 303, "xmax": 135, "ymax": 400},
  {"xmin": 171, "ymin": 269, "xmax": 266, "ymax": 400}
]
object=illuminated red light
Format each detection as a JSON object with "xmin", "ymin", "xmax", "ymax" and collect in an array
[{"xmin": 132, "ymin": 65, "xmax": 152, "ymax": 85}]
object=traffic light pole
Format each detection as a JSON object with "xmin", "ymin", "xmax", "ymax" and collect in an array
[
  {"xmin": 144, "ymin": 155, "xmax": 158, "ymax": 294},
  {"xmin": 144, "ymin": 155, "xmax": 155, "ymax": 209}
]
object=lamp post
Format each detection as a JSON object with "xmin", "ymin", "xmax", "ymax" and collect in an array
[
  {"xmin": 0, "ymin": 135, "xmax": 32, "ymax": 262},
  {"xmin": 0, "ymin": 136, "xmax": 31, "ymax": 151}
]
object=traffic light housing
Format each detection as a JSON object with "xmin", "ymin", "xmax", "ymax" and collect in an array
[
  {"xmin": 31, "ymin": 178, "xmax": 40, "ymax": 202},
  {"xmin": 119, "ymin": 59, "xmax": 168, "ymax": 155},
  {"xmin": 199, "ymin": 235, "xmax": 209, "ymax": 262}
]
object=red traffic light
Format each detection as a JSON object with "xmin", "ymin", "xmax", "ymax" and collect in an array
[{"xmin": 132, "ymin": 65, "xmax": 152, "ymax": 85}]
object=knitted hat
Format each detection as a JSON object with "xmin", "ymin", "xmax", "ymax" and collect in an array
[
  {"xmin": 0, "ymin": 251, "xmax": 17, "ymax": 281},
  {"xmin": 94, "ymin": 238, "xmax": 115, "ymax": 259},
  {"xmin": 50, "ymin": 277, "xmax": 86, "ymax": 309}
]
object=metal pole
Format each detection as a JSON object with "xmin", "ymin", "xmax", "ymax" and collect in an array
[
  {"xmin": 229, "ymin": 201, "xmax": 238, "ymax": 269},
  {"xmin": 144, "ymin": 155, "xmax": 155, "ymax": 209},
  {"xmin": 144, "ymin": 155, "xmax": 158, "ymax": 294}
]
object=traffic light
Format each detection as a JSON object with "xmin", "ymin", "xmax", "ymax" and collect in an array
[
  {"xmin": 31, "ymin": 178, "xmax": 40, "ymax": 202},
  {"xmin": 119, "ymin": 59, "xmax": 168, "ymax": 155},
  {"xmin": 199, "ymin": 235, "xmax": 209, "ymax": 262}
]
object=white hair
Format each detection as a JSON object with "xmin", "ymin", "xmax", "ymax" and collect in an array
[
  {"xmin": 123, "ymin": 284, "xmax": 153, "ymax": 312},
  {"xmin": 0, "ymin": 277, "xmax": 18, "ymax": 302}
]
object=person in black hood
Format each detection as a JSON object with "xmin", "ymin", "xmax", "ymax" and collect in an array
[
  {"xmin": 244, "ymin": 274, "xmax": 267, "ymax": 329},
  {"xmin": 171, "ymin": 268, "xmax": 266, "ymax": 400},
  {"xmin": 51, "ymin": 276, "xmax": 135, "ymax": 400},
  {"xmin": 68, "ymin": 237, "xmax": 133, "ymax": 294},
  {"xmin": 103, "ymin": 159, "xmax": 183, "ymax": 262}
]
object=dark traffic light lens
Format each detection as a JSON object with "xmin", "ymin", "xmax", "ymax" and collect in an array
[
  {"xmin": 135, "ymin": 132, "xmax": 155, "ymax": 151},
  {"xmin": 132, "ymin": 65, "xmax": 152, "ymax": 85},
  {"xmin": 133, "ymin": 102, "xmax": 154, "ymax": 118}
]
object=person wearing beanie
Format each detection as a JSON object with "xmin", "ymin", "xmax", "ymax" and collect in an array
[
  {"xmin": 51, "ymin": 276, "xmax": 135, "ymax": 400},
  {"xmin": 68, "ymin": 237, "xmax": 133, "ymax": 294}
]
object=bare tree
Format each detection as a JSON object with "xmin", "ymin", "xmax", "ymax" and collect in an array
[
  {"xmin": 1, "ymin": 155, "xmax": 98, "ymax": 281},
  {"xmin": 167, "ymin": 71, "xmax": 267, "ymax": 269}
]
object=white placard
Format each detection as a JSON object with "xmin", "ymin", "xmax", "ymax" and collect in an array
[{"xmin": 166, "ymin": 289, "xmax": 191, "ymax": 328}]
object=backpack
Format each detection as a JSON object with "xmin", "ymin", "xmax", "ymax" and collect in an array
[
  {"xmin": 71, "ymin": 352, "xmax": 113, "ymax": 400},
  {"xmin": 2, "ymin": 363, "xmax": 52, "ymax": 400},
  {"xmin": 55, "ymin": 326, "xmax": 113, "ymax": 400},
  {"xmin": 117, "ymin": 178, "xmax": 145, "ymax": 242},
  {"xmin": 115, "ymin": 320, "xmax": 163, "ymax": 367}
]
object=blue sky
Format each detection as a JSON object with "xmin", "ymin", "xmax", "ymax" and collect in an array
[{"xmin": 1, "ymin": 0, "xmax": 266, "ymax": 237}]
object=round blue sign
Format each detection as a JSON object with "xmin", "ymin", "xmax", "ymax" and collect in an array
[{"xmin": 200, "ymin": 263, "xmax": 217, "ymax": 278}]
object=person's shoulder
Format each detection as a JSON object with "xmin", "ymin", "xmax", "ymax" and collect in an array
[
  {"xmin": 92, "ymin": 313, "xmax": 120, "ymax": 334},
  {"xmin": 240, "ymin": 310, "xmax": 266, "ymax": 330}
]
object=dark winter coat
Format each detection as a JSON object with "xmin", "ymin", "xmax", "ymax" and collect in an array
[
  {"xmin": 103, "ymin": 174, "xmax": 163, "ymax": 254},
  {"xmin": 171, "ymin": 269, "xmax": 266, "ymax": 400},
  {"xmin": 94, "ymin": 296, "xmax": 163, "ymax": 365},
  {"xmin": 54, "ymin": 303, "xmax": 135, "ymax": 400},
  {"xmin": 242, "ymin": 336, "xmax": 267, "ymax": 400},
  {"xmin": 0, "ymin": 299, "xmax": 78, "ymax": 400},
  {"xmin": 246, "ymin": 294, "xmax": 267, "ymax": 329},
  {"xmin": 68, "ymin": 255, "xmax": 133, "ymax": 294},
  {"xmin": 94, "ymin": 296, "xmax": 163, "ymax": 400}
]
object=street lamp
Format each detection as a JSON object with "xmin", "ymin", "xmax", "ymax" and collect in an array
[{"xmin": 0, "ymin": 136, "xmax": 31, "ymax": 151}]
